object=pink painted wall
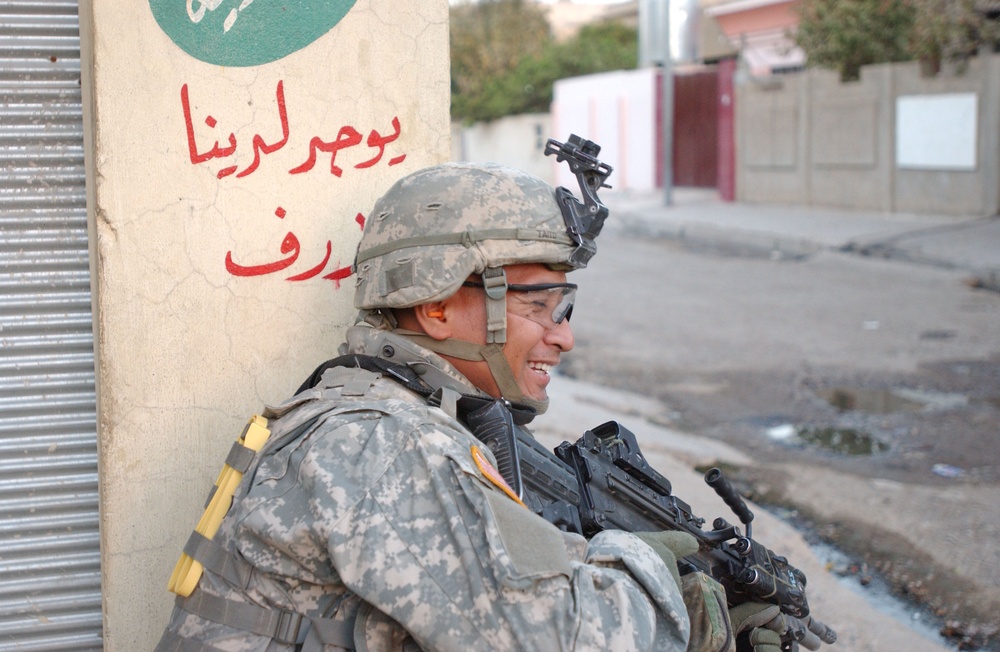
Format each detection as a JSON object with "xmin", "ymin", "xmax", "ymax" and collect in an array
[{"xmin": 711, "ymin": 0, "xmax": 800, "ymax": 36}]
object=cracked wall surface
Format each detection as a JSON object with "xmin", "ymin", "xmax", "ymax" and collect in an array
[{"xmin": 80, "ymin": 1, "xmax": 449, "ymax": 649}]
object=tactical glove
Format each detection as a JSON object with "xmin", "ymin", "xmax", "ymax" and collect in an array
[
  {"xmin": 729, "ymin": 602, "xmax": 786, "ymax": 652},
  {"xmin": 738, "ymin": 627, "xmax": 783, "ymax": 652}
]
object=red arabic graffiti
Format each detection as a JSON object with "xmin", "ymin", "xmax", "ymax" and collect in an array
[
  {"xmin": 182, "ymin": 81, "xmax": 406, "ymax": 179},
  {"xmin": 224, "ymin": 207, "xmax": 364, "ymax": 287},
  {"xmin": 290, "ymin": 125, "xmax": 362, "ymax": 176},
  {"xmin": 182, "ymin": 82, "xmax": 387, "ymax": 286},
  {"xmin": 234, "ymin": 80, "xmax": 290, "ymax": 179}
]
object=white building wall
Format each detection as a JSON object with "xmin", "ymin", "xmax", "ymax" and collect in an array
[
  {"xmin": 552, "ymin": 68, "xmax": 660, "ymax": 192},
  {"xmin": 452, "ymin": 113, "xmax": 554, "ymax": 182}
]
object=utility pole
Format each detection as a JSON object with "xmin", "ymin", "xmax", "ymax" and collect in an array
[{"xmin": 639, "ymin": 0, "xmax": 672, "ymax": 206}]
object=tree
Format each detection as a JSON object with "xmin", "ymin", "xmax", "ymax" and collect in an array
[
  {"xmin": 794, "ymin": 0, "xmax": 916, "ymax": 81},
  {"xmin": 907, "ymin": 0, "xmax": 1000, "ymax": 73},
  {"xmin": 451, "ymin": 6, "xmax": 638, "ymax": 124},
  {"xmin": 450, "ymin": 0, "xmax": 552, "ymax": 114},
  {"xmin": 794, "ymin": 0, "xmax": 1000, "ymax": 81}
]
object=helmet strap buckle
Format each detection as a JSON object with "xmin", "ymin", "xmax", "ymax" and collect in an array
[{"xmin": 482, "ymin": 267, "xmax": 508, "ymax": 344}]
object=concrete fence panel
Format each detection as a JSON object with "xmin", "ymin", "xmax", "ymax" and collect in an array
[{"xmin": 736, "ymin": 53, "xmax": 1000, "ymax": 217}]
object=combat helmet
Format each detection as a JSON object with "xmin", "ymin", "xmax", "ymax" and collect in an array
[{"xmin": 353, "ymin": 135, "xmax": 613, "ymax": 413}]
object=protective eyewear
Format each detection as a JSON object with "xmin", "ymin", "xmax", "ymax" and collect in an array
[{"xmin": 462, "ymin": 281, "xmax": 577, "ymax": 329}]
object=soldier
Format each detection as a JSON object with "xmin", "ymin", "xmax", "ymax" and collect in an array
[{"xmin": 157, "ymin": 151, "xmax": 777, "ymax": 651}]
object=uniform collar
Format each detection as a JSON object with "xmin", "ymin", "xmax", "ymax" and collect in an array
[{"xmin": 343, "ymin": 319, "xmax": 488, "ymax": 401}]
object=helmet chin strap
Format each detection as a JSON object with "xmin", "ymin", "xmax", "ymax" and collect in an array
[
  {"xmin": 399, "ymin": 335, "xmax": 550, "ymax": 416},
  {"xmin": 481, "ymin": 266, "xmax": 508, "ymax": 345},
  {"xmin": 397, "ymin": 265, "xmax": 551, "ymax": 416}
]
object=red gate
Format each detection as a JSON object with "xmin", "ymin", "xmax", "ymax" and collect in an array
[{"xmin": 673, "ymin": 68, "xmax": 719, "ymax": 188}]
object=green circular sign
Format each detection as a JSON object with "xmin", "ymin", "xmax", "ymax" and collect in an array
[{"xmin": 149, "ymin": 0, "xmax": 358, "ymax": 67}]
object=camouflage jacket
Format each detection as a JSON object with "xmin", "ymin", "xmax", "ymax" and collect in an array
[{"xmin": 156, "ymin": 322, "xmax": 690, "ymax": 651}]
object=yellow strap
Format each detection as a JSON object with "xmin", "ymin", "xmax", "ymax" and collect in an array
[{"xmin": 168, "ymin": 415, "xmax": 270, "ymax": 597}]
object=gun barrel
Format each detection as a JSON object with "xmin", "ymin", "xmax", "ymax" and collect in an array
[
  {"xmin": 806, "ymin": 616, "xmax": 838, "ymax": 644},
  {"xmin": 798, "ymin": 627, "xmax": 823, "ymax": 651}
]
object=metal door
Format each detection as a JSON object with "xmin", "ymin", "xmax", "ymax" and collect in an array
[
  {"xmin": 673, "ymin": 68, "xmax": 719, "ymax": 188},
  {"xmin": 0, "ymin": 1, "xmax": 103, "ymax": 649}
]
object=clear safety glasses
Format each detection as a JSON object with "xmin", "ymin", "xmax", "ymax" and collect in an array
[{"xmin": 462, "ymin": 281, "xmax": 577, "ymax": 329}]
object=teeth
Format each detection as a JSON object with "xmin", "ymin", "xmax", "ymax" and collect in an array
[{"xmin": 531, "ymin": 363, "xmax": 552, "ymax": 374}]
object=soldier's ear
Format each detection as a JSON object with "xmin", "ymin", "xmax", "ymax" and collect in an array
[{"xmin": 413, "ymin": 301, "xmax": 451, "ymax": 340}]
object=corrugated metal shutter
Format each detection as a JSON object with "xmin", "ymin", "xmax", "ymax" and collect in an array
[{"xmin": 0, "ymin": 1, "xmax": 103, "ymax": 650}]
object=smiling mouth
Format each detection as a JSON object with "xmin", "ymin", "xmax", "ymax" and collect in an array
[{"xmin": 529, "ymin": 362, "xmax": 554, "ymax": 375}]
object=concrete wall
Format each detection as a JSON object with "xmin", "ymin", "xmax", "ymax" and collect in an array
[
  {"xmin": 78, "ymin": 1, "xmax": 449, "ymax": 649},
  {"xmin": 553, "ymin": 68, "xmax": 660, "ymax": 192},
  {"xmin": 451, "ymin": 113, "xmax": 555, "ymax": 183},
  {"xmin": 737, "ymin": 55, "xmax": 1000, "ymax": 216},
  {"xmin": 452, "ymin": 68, "xmax": 661, "ymax": 194}
]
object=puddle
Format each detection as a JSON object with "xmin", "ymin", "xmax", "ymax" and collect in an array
[
  {"xmin": 816, "ymin": 387, "xmax": 968, "ymax": 413},
  {"xmin": 808, "ymin": 541, "xmax": 958, "ymax": 650},
  {"xmin": 797, "ymin": 426, "xmax": 889, "ymax": 455},
  {"xmin": 817, "ymin": 387, "xmax": 924, "ymax": 414},
  {"xmin": 766, "ymin": 421, "xmax": 890, "ymax": 455},
  {"xmin": 767, "ymin": 506, "xmax": 959, "ymax": 649}
]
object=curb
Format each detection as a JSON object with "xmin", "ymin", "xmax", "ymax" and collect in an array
[{"xmin": 609, "ymin": 204, "xmax": 1000, "ymax": 293}]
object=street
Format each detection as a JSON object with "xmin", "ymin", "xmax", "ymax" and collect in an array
[{"xmin": 560, "ymin": 207, "xmax": 1000, "ymax": 649}]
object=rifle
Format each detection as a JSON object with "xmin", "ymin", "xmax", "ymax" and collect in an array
[{"xmin": 464, "ymin": 400, "xmax": 838, "ymax": 651}]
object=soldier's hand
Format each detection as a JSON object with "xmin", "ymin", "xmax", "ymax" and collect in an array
[
  {"xmin": 739, "ymin": 627, "xmax": 783, "ymax": 652},
  {"xmin": 729, "ymin": 602, "xmax": 786, "ymax": 652}
]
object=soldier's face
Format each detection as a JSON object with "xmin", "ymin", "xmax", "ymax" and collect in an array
[{"xmin": 448, "ymin": 263, "xmax": 575, "ymax": 402}]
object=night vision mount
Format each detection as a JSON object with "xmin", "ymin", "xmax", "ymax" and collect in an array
[{"xmin": 544, "ymin": 134, "xmax": 613, "ymax": 268}]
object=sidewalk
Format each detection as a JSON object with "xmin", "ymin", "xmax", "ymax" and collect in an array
[{"xmin": 604, "ymin": 188, "xmax": 1000, "ymax": 289}]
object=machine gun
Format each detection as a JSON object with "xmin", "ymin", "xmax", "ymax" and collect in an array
[{"xmin": 464, "ymin": 400, "xmax": 837, "ymax": 651}]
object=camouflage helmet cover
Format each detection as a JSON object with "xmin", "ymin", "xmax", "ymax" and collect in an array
[{"xmin": 354, "ymin": 162, "xmax": 577, "ymax": 310}]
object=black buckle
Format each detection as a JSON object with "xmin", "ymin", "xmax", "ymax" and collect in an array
[
  {"xmin": 481, "ymin": 266, "xmax": 508, "ymax": 299},
  {"xmin": 274, "ymin": 610, "xmax": 306, "ymax": 645}
]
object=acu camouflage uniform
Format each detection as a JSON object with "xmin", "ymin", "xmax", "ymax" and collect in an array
[
  {"xmin": 157, "ymin": 324, "xmax": 688, "ymax": 652},
  {"xmin": 158, "ymin": 159, "xmax": 691, "ymax": 650},
  {"xmin": 156, "ymin": 322, "xmax": 691, "ymax": 651}
]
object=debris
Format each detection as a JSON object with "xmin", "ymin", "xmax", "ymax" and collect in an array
[
  {"xmin": 766, "ymin": 423, "xmax": 796, "ymax": 440},
  {"xmin": 931, "ymin": 463, "xmax": 965, "ymax": 478}
]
